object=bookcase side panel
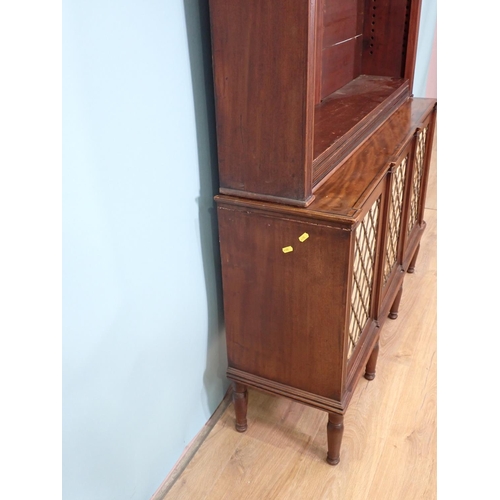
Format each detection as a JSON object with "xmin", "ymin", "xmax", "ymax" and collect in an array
[
  {"xmin": 209, "ymin": 0, "xmax": 314, "ymax": 202},
  {"xmin": 217, "ymin": 205, "xmax": 351, "ymax": 401}
]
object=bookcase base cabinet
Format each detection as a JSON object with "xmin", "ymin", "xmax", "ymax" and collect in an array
[{"xmin": 216, "ymin": 98, "xmax": 436, "ymax": 465}]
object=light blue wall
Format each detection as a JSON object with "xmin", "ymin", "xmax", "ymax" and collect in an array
[
  {"xmin": 62, "ymin": 1, "xmax": 227, "ymax": 499},
  {"xmin": 413, "ymin": 0, "xmax": 437, "ymax": 97}
]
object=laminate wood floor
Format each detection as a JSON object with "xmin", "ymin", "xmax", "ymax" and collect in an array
[{"xmin": 157, "ymin": 134, "xmax": 437, "ymax": 500}]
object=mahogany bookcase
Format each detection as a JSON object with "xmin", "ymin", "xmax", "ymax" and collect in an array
[{"xmin": 208, "ymin": 0, "xmax": 436, "ymax": 464}]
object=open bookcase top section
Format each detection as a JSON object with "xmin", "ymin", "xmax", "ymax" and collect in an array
[{"xmin": 208, "ymin": 0, "xmax": 423, "ymax": 206}]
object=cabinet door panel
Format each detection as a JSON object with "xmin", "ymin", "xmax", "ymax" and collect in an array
[
  {"xmin": 407, "ymin": 125, "xmax": 429, "ymax": 235},
  {"xmin": 348, "ymin": 195, "xmax": 381, "ymax": 359},
  {"xmin": 346, "ymin": 178, "xmax": 386, "ymax": 369},
  {"xmin": 372, "ymin": 140, "xmax": 413, "ymax": 321},
  {"xmin": 383, "ymin": 153, "xmax": 409, "ymax": 285},
  {"xmin": 403, "ymin": 107, "xmax": 436, "ymax": 269}
]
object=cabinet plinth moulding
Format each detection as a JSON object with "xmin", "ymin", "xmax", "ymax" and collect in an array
[{"xmin": 208, "ymin": 0, "xmax": 436, "ymax": 464}]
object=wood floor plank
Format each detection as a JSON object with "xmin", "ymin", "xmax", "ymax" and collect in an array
[
  {"xmin": 366, "ymin": 222, "xmax": 437, "ymax": 499},
  {"xmin": 163, "ymin": 410, "xmax": 245, "ymax": 500}
]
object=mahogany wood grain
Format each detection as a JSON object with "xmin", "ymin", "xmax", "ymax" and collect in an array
[
  {"xmin": 208, "ymin": 0, "xmax": 314, "ymax": 203},
  {"xmin": 217, "ymin": 206, "xmax": 350, "ymax": 401},
  {"xmin": 312, "ymin": 98, "xmax": 436, "ymax": 215}
]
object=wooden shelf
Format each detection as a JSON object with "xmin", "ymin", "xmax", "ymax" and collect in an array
[{"xmin": 313, "ymin": 75, "xmax": 410, "ymax": 186}]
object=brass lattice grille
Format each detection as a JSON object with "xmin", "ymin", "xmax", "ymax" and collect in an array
[
  {"xmin": 408, "ymin": 126, "xmax": 428, "ymax": 234},
  {"xmin": 348, "ymin": 197, "xmax": 381, "ymax": 360},
  {"xmin": 383, "ymin": 156, "xmax": 408, "ymax": 284}
]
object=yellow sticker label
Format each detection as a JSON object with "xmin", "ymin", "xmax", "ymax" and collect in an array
[
  {"xmin": 282, "ymin": 246, "xmax": 293, "ymax": 253},
  {"xmin": 299, "ymin": 232, "xmax": 309, "ymax": 242}
]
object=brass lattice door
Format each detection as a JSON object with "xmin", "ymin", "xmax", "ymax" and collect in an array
[
  {"xmin": 376, "ymin": 138, "xmax": 415, "ymax": 317},
  {"xmin": 383, "ymin": 155, "xmax": 408, "ymax": 285},
  {"xmin": 403, "ymin": 114, "xmax": 434, "ymax": 270},
  {"xmin": 348, "ymin": 196, "xmax": 381, "ymax": 361},
  {"xmin": 408, "ymin": 125, "xmax": 429, "ymax": 236}
]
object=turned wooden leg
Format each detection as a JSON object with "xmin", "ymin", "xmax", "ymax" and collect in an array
[
  {"xmin": 326, "ymin": 413, "xmax": 344, "ymax": 465},
  {"xmin": 389, "ymin": 285, "xmax": 403, "ymax": 320},
  {"xmin": 364, "ymin": 341, "xmax": 380, "ymax": 380},
  {"xmin": 407, "ymin": 243, "xmax": 420, "ymax": 274},
  {"xmin": 232, "ymin": 382, "xmax": 248, "ymax": 432}
]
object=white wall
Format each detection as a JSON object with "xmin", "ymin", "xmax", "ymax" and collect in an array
[{"xmin": 62, "ymin": 1, "xmax": 228, "ymax": 498}]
